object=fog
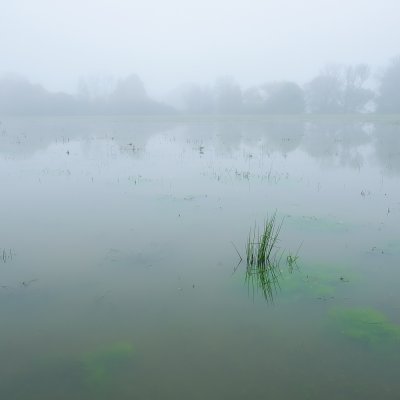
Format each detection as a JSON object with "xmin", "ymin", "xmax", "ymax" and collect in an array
[
  {"xmin": 2, "ymin": 3, "xmax": 400, "ymax": 397},
  {"xmin": 1, "ymin": 58, "xmax": 399, "ymax": 115},
  {"xmin": 2, "ymin": 0, "xmax": 400, "ymax": 99}
]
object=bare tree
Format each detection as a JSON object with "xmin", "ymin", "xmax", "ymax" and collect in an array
[
  {"xmin": 305, "ymin": 64, "xmax": 373, "ymax": 113},
  {"xmin": 377, "ymin": 56, "xmax": 400, "ymax": 113}
]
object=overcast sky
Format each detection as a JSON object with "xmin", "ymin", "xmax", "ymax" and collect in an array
[{"xmin": 1, "ymin": 0, "xmax": 399, "ymax": 97}]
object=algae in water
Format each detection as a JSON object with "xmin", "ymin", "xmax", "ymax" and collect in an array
[
  {"xmin": 82, "ymin": 341, "xmax": 135, "ymax": 389},
  {"xmin": 330, "ymin": 307, "xmax": 400, "ymax": 345}
]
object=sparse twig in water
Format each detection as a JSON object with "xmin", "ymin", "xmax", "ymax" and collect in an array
[
  {"xmin": 1, "ymin": 248, "xmax": 14, "ymax": 263},
  {"xmin": 21, "ymin": 279, "xmax": 38, "ymax": 287},
  {"xmin": 231, "ymin": 241, "xmax": 243, "ymax": 263},
  {"xmin": 286, "ymin": 242, "xmax": 302, "ymax": 273}
]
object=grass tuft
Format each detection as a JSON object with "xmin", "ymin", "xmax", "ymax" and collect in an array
[{"xmin": 245, "ymin": 212, "xmax": 285, "ymax": 302}]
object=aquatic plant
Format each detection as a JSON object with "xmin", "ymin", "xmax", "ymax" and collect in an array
[
  {"xmin": 82, "ymin": 341, "xmax": 135, "ymax": 389},
  {"xmin": 275, "ymin": 261, "xmax": 357, "ymax": 301},
  {"xmin": 237, "ymin": 212, "xmax": 305, "ymax": 302},
  {"xmin": 244, "ymin": 212, "xmax": 285, "ymax": 302},
  {"xmin": 286, "ymin": 244, "xmax": 302, "ymax": 273},
  {"xmin": 245, "ymin": 212, "xmax": 283, "ymax": 269},
  {"xmin": 1, "ymin": 248, "xmax": 13, "ymax": 263},
  {"xmin": 330, "ymin": 307, "xmax": 400, "ymax": 345},
  {"xmin": 8, "ymin": 341, "xmax": 136, "ymax": 397},
  {"xmin": 245, "ymin": 257, "xmax": 282, "ymax": 302},
  {"xmin": 286, "ymin": 253, "xmax": 298, "ymax": 269}
]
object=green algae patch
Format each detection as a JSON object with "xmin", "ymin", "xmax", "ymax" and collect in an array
[
  {"xmin": 81, "ymin": 341, "xmax": 135, "ymax": 389},
  {"xmin": 8, "ymin": 342, "xmax": 136, "ymax": 398},
  {"xmin": 330, "ymin": 307, "xmax": 400, "ymax": 345},
  {"xmin": 278, "ymin": 262, "xmax": 356, "ymax": 300},
  {"xmin": 278, "ymin": 273, "xmax": 336, "ymax": 300}
]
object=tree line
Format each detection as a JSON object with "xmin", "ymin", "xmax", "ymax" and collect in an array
[
  {"xmin": 0, "ymin": 74, "xmax": 173, "ymax": 116},
  {"xmin": 179, "ymin": 57, "xmax": 400, "ymax": 114},
  {"xmin": 1, "ymin": 56, "xmax": 400, "ymax": 115}
]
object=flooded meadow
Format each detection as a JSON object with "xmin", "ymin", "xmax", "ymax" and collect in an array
[{"xmin": 0, "ymin": 115, "xmax": 400, "ymax": 399}]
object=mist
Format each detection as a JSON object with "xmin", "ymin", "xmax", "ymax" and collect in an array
[
  {"xmin": 2, "ymin": 3, "xmax": 400, "ymax": 399},
  {"xmin": 2, "ymin": 0, "xmax": 400, "ymax": 99},
  {"xmin": 1, "ymin": 56, "xmax": 399, "ymax": 115}
]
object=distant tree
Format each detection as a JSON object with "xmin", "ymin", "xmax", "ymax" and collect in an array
[
  {"xmin": 108, "ymin": 74, "xmax": 173, "ymax": 114},
  {"xmin": 342, "ymin": 64, "xmax": 374, "ymax": 112},
  {"xmin": 305, "ymin": 66, "xmax": 343, "ymax": 113},
  {"xmin": 242, "ymin": 86, "xmax": 265, "ymax": 113},
  {"xmin": 214, "ymin": 77, "xmax": 243, "ymax": 114},
  {"xmin": 263, "ymin": 82, "xmax": 305, "ymax": 113},
  {"xmin": 0, "ymin": 74, "xmax": 174, "ymax": 116},
  {"xmin": 77, "ymin": 75, "xmax": 116, "ymax": 101},
  {"xmin": 0, "ymin": 76, "xmax": 80, "ymax": 115},
  {"xmin": 305, "ymin": 64, "xmax": 373, "ymax": 113},
  {"xmin": 110, "ymin": 75, "xmax": 147, "ymax": 104},
  {"xmin": 243, "ymin": 81, "xmax": 305, "ymax": 114},
  {"xmin": 377, "ymin": 56, "xmax": 400, "ymax": 113},
  {"xmin": 181, "ymin": 84, "xmax": 214, "ymax": 113}
]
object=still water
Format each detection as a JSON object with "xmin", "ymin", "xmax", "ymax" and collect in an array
[{"xmin": 0, "ymin": 116, "xmax": 399, "ymax": 399}]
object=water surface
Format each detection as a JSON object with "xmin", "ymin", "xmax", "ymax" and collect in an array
[{"xmin": 0, "ymin": 116, "xmax": 400, "ymax": 399}]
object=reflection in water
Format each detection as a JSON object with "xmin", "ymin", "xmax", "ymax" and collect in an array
[
  {"xmin": 244, "ymin": 245, "xmax": 300, "ymax": 303},
  {"xmin": 373, "ymin": 121, "xmax": 400, "ymax": 175},
  {"xmin": 245, "ymin": 260, "xmax": 281, "ymax": 303},
  {"xmin": 1, "ymin": 116, "xmax": 400, "ymax": 177},
  {"xmin": 302, "ymin": 120, "xmax": 371, "ymax": 169},
  {"xmin": 0, "ymin": 116, "xmax": 179, "ymax": 158}
]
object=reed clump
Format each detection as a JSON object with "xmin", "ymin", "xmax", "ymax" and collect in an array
[
  {"xmin": 245, "ymin": 212, "xmax": 284, "ymax": 302},
  {"xmin": 246, "ymin": 212, "xmax": 283, "ymax": 269}
]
